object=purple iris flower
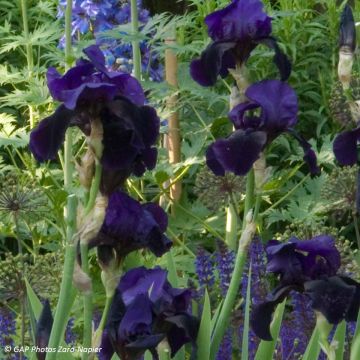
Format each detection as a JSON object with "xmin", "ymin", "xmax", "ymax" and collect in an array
[
  {"xmin": 250, "ymin": 235, "xmax": 360, "ymax": 341},
  {"xmin": 89, "ymin": 191, "xmax": 172, "ymax": 266},
  {"xmin": 29, "ymin": 45, "xmax": 159, "ymax": 190},
  {"xmin": 190, "ymin": 0, "xmax": 291, "ymax": 87},
  {"xmin": 206, "ymin": 80, "xmax": 319, "ymax": 176},
  {"xmin": 99, "ymin": 267, "xmax": 199, "ymax": 360}
]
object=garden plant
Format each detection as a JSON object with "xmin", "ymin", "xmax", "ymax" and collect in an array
[{"xmin": 0, "ymin": 0, "xmax": 360, "ymax": 360}]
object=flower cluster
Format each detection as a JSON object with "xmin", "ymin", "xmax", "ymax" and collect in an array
[
  {"xmin": 251, "ymin": 235, "xmax": 360, "ymax": 341},
  {"xmin": 57, "ymin": 0, "xmax": 163, "ymax": 81},
  {"xmin": 0, "ymin": 308, "xmax": 19, "ymax": 360},
  {"xmin": 190, "ymin": 0, "xmax": 291, "ymax": 87},
  {"xmin": 99, "ymin": 267, "xmax": 199, "ymax": 360}
]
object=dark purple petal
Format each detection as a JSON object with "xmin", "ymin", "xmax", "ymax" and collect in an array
[
  {"xmin": 83, "ymin": 44, "xmax": 108, "ymax": 73},
  {"xmin": 251, "ymin": 285, "xmax": 296, "ymax": 340},
  {"xmin": 133, "ymin": 147, "xmax": 158, "ymax": 177},
  {"xmin": 107, "ymin": 73, "xmax": 145, "ymax": 106},
  {"xmin": 257, "ymin": 37, "xmax": 292, "ymax": 81},
  {"xmin": 166, "ymin": 314, "xmax": 199, "ymax": 356},
  {"xmin": 205, "ymin": 0, "xmax": 271, "ymax": 42},
  {"xmin": 29, "ymin": 105, "xmax": 74, "ymax": 162},
  {"xmin": 266, "ymin": 240, "xmax": 305, "ymax": 285},
  {"xmin": 142, "ymin": 203, "xmax": 168, "ymax": 232},
  {"xmin": 293, "ymin": 235, "xmax": 341, "ymax": 277},
  {"xmin": 36, "ymin": 300, "xmax": 53, "ymax": 360},
  {"xmin": 288, "ymin": 129, "xmax": 320, "ymax": 175},
  {"xmin": 190, "ymin": 42, "xmax": 236, "ymax": 87},
  {"xmin": 99, "ymin": 329, "xmax": 115, "ymax": 360},
  {"xmin": 339, "ymin": 4, "xmax": 356, "ymax": 51},
  {"xmin": 206, "ymin": 130, "xmax": 267, "ymax": 176},
  {"xmin": 333, "ymin": 128, "xmax": 360, "ymax": 166},
  {"xmin": 137, "ymin": 106, "xmax": 160, "ymax": 147},
  {"xmin": 229, "ymin": 102, "xmax": 259, "ymax": 129},
  {"xmin": 304, "ymin": 276, "xmax": 358, "ymax": 324},
  {"xmin": 245, "ymin": 80, "xmax": 298, "ymax": 132},
  {"xmin": 118, "ymin": 267, "xmax": 168, "ymax": 306},
  {"xmin": 118, "ymin": 294, "xmax": 153, "ymax": 339}
]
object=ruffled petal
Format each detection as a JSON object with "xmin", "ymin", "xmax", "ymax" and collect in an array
[
  {"xmin": 205, "ymin": 0, "xmax": 271, "ymax": 42},
  {"xmin": 206, "ymin": 130, "xmax": 267, "ymax": 176},
  {"xmin": 333, "ymin": 127, "xmax": 360, "ymax": 166},
  {"xmin": 304, "ymin": 276, "xmax": 358, "ymax": 324},
  {"xmin": 251, "ymin": 285, "xmax": 296, "ymax": 340},
  {"xmin": 29, "ymin": 105, "xmax": 74, "ymax": 162},
  {"xmin": 190, "ymin": 42, "xmax": 236, "ymax": 87},
  {"xmin": 245, "ymin": 80, "xmax": 298, "ymax": 132}
]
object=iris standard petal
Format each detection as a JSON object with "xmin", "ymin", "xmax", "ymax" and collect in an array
[
  {"xmin": 83, "ymin": 44, "xmax": 108, "ymax": 73},
  {"xmin": 206, "ymin": 130, "xmax": 267, "ymax": 176},
  {"xmin": 333, "ymin": 127, "xmax": 360, "ymax": 166},
  {"xmin": 293, "ymin": 235, "xmax": 341, "ymax": 277},
  {"xmin": 118, "ymin": 267, "xmax": 168, "ymax": 306},
  {"xmin": 190, "ymin": 41, "xmax": 236, "ymax": 87},
  {"xmin": 245, "ymin": 80, "xmax": 298, "ymax": 132},
  {"xmin": 29, "ymin": 105, "xmax": 74, "ymax": 162},
  {"xmin": 304, "ymin": 276, "xmax": 358, "ymax": 324},
  {"xmin": 205, "ymin": 0, "xmax": 271, "ymax": 42}
]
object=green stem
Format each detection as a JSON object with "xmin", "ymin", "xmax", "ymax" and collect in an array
[
  {"xmin": 46, "ymin": 195, "xmax": 77, "ymax": 360},
  {"xmin": 84, "ymin": 161, "xmax": 102, "ymax": 215},
  {"xmin": 131, "ymin": 0, "xmax": 141, "ymax": 80},
  {"xmin": 46, "ymin": 3, "xmax": 75, "ymax": 359},
  {"xmin": 353, "ymin": 214, "xmax": 360, "ymax": 250},
  {"xmin": 80, "ymin": 244, "xmax": 92, "ymax": 360},
  {"xmin": 225, "ymin": 203, "xmax": 238, "ymax": 251},
  {"xmin": 210, "ymin": 169, "xmax": 256, "ymax": 360}
]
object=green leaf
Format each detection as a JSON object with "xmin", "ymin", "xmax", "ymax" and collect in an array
[
  {"xmin": 303, "ymin": 327, "xmax": 321, "ymax": 360},
  {"xmin": 166, "ymin": 250, "xmax": 178, "ymax": 287},
  {"xmin": 25, "ymin": 278, "xmax": 42, "ymax": 320},
  {"xmin": 196, "ymin": 290, "xmax": 211, "ymax": 360},
  {"xmin": 241, "ymin": 265, "xmax": 252, "ymax": 360},
  {"xmin": 333, "ymin": 321, "xmax": 346, "ymax": 360},
  {"xmin": 254, "ymin": 299, "xmax": 286, "ymax": 360},
  {"xmin": 351, "ymin": 310, "xmax": 360, "ymax": 360}
]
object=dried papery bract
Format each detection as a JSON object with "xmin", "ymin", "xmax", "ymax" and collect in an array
[
  {"xmin": 73, "ymin": 261, "xmax": 92, "ymax": 294},
  {"xmin": 76, "ymin": 148, "xmax": 95, "ymax": 190}
]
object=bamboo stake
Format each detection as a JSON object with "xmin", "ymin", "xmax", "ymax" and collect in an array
[{"xmin": 165, "ymin": 29, "xmax": 182, "ymax": 203}]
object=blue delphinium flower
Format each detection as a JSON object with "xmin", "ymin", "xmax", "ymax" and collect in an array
[
  {"xmin": 215, "ymin": 241, "xmax": 235, "ymax": 296},
  {"xmin": 190, "ymin": 0, "xmax": 291, "ymax": 86},
  {"xmin": 206, "ymin": 80, "xmax": 319, "ymax": 177},
  {"xmin": 57, "ymin": 1, "xmax": 163, "ymax": 82}
]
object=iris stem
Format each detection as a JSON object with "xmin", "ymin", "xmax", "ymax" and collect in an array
[
  {"xmin": 210, "ymin": 169, "xmax": 256, "ymax": 360},
  {"xmin": 46, "ymin": 2, "xmax": 76, "ymax": 359},
  {"xmin": 84, "ymin": 162, "xmax": 102, "ymax": 216},
  {"xmin": 131, "ymin": 0, "xmax": 141, "ymax": 80},
  {"xmin": 80, "ymin": 161, "xmax": 103, "ymax": 359},
  {"xmin": 353, "ymin": 214, "xmax": 360, "ymax": 250},
  {"xmin": 80, "ymin": 244, "xmax": 92, "ymax": 360},
  {"xmin": 46, "ymin": 195, "xmax": 77, "ymax": 360}
]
